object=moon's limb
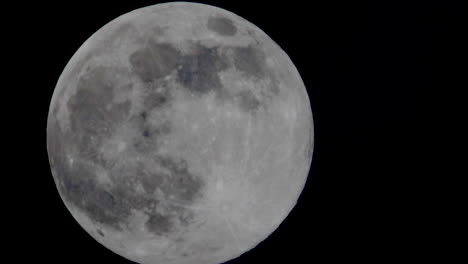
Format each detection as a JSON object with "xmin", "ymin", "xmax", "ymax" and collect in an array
[{"xmin": 47, "ymin": 2, "xmax": 313, "ymax": 264}]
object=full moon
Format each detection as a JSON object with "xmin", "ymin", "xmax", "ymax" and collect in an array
[{"xmin": 47, "ymin": 2, "xmax": 313, "ymax": 264}]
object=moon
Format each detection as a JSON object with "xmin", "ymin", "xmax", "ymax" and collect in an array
[{"xmin": 47, "ymin": 2, "xmax": 313, "ymax": 264}]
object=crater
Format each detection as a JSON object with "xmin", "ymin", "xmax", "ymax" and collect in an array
[
  {"xmin": 97, "ymin": 229, "xmax": 105, "ymax": 237},
  {"xmin": 207, "ymin": 16, "xmax": 237, "ymax": 36},
  {"xmin": 232, "ymin": 45, "xmax": 267, "ymax": 79},
  {"xmin": 129, "ymin": 41, "xmax": 179, "ymax": 83},
  {"xmin": 145, "ymin": 212, "xmax": 173, "ymax": 235},
  {"xmin": 176, "ymin": 43, "xmax": 229, "ymax": 95},
  {"xmin": 236, "ymin": 89, "xmax": 261, "ymax": 113}
]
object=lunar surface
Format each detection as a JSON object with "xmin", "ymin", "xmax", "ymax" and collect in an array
[{"xmin": 47, "ymin": 2, "xmax": 313, "ymax": 264}]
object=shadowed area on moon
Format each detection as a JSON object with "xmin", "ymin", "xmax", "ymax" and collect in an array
[{"xmin": 47, "ymin": 2, "xmax": 312, "ymax": 264}]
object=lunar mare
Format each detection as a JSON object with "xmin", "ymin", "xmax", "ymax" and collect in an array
[{"xmin": 47, "ymin": 2, "xmax": 313, "ymax": 264}]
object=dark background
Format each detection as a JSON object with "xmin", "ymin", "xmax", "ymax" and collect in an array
[{"xmin": 6, "ymin": 0, "xmax": 463, "ymax": 263}]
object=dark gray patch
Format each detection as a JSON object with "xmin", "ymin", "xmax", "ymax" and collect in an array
[
  {"xmin": 232, "ymin": 45, "xmax": 266, "ymax": 78},
  {"xmin": 67, "ymin": 66, "xmax": 131, "ymax": 163},
  {"xmin": 105, "ymin": 155, "xmax": 204, "ymax": 236},
  {"xmin": 52, "ymin": 154, "xmax": 204, "ymax": 236},
  {"xmin": 148, "ymin": 157, "xmax": 203, "ymax": 203},
  {"xmin": 207, "ymin": 16, "xmax": 237, "ymax": 36},
  {"xmin": 97, "ymin": 229, "xmax": 105, "ymax": 237},
  {"xmin": 176, "ymin": 44, "xmax": 229, "ymax": 95},
  {"xmin": 59, "ymin": 161, "xmax": 132, "ymax": 230},
  {"xmin": 236, "ymin": 90, "xmax": 261, "ymax": 112},
  {"xmin": 268, "ymin": 73, "xmax": 281, "ymax": 96},
  {"xmin": 59, "ymin": 23, "xmax": 136, "ymax": 111},
  {"xmin": 131, "ymin": 156, "xmax": 204, "ymax": 236},
  {"xmin": 145, "ymin": 212, "xmax": 173, "ymax": 235},
  {"xmin": 142, "ymin": 129, "xmax": 150, "ymax": 138},
  {"xmin": 48, "ymin": 120, "xmax": 145, "ymax": 232},
  {"xmin": 57, "ymin": 162, "xmax": 156, "ymax": 231},
  {"xmin": 88, "ymin": 152, "xmax": 203, "ymax": 236},
  {"xmin": 126, "ymin": 156, "xmax": 204, "ymax": 203},
  {"xmin": 129, "ymin": 41, "xmax": 179, "ymax": 83},
  {"xmin": 50, "ymin": 77, "xmax": 205, "ymax": 237},
  {"xmin": 139, "ymin": 111, "xmax": 148, "ymax": 121},
  {"xmin": 143, "ymin": 88, "xmax": 170, "ymax": 110},
  {"xmin": 139, "ymin": 169, "xmax": 166, "ymax": 194},
  {"xmin": 110, "ymin": 176, "xmax": 155, "ymax": 211},
  {"xmin": 128, "ymin": 112, "xmax": 171, "ymax": 154}
]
